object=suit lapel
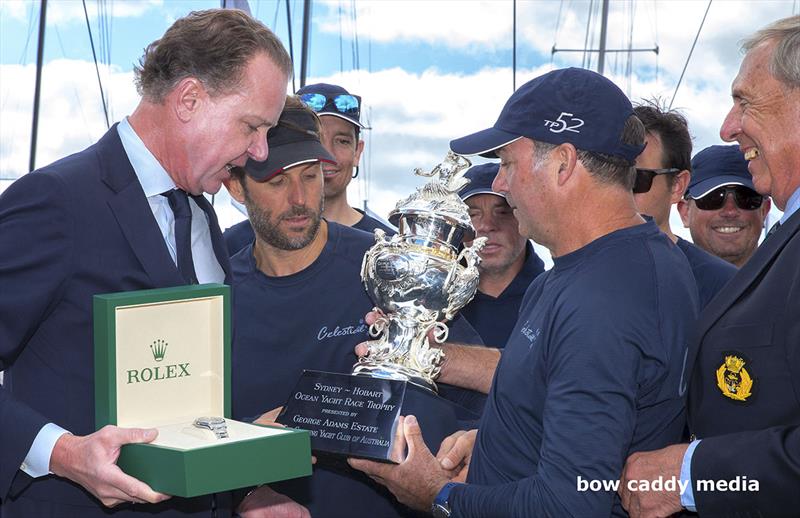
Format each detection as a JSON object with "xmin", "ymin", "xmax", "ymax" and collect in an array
[
  {"xmin": 687, "ymin": 210, "xmax": 800, "ymax": 380},
  {"xmin": 96, "ymin": 125, "xmax": 184, "ymax": 288}
]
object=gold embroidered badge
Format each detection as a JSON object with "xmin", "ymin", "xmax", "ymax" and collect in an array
[{"xmin": 716, "ymin": 355, "xmax": 753, "ymax": 401}]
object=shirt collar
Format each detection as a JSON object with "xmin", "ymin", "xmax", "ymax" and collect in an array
[
  {"xmin": 780, "ymin": 186, "xmax": 800, "ymax": 225},
  {"xmin": 117, "ymin": 117, "xmax": 176, "ymax": 197}
]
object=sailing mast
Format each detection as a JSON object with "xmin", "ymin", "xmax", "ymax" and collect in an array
[
  {"xmin": 29, "ymin": 0, "xmax": 47, "ymax": 173},
  {"xmin": 551, "ymin": 0, "xmax": 658, "ymax": 77}
]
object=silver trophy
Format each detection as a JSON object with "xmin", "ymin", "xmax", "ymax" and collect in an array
[{"xmin": 355, "ymin": 152, "xmax": 487, "ymax": 392}]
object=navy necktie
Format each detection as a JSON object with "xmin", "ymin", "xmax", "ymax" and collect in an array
[{"xmin": 162, "ymin": 189, "xmax": 198, "ymax": 284}]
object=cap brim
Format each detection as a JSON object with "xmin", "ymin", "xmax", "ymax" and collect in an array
[
  {"xmin": 687, "ymin": 175, "xmax": 755, "ymax": 198},
  {"xmin": 450, "ymin": 127, "xmax": 521, "ymax": 158},
  {"xmin": 318, "ymin": 111, "xmax": 369, "ymax": 130},
  {"xmin": 245, "ymin": 140, "xmax": 336, "ymax": 181},
  {"xmin": 461, "ymin": 188, "xmax": 506, "ymax": 201}
]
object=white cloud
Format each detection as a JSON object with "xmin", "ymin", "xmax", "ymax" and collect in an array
[
  {"xmin": 0, "ymin": 0, "xmax": 165, "ymax": 24},
  {"xmin": 49, "ymin": 0, "xmax": 164, "ymax": 25},
  {"xmin": 0, "ymin": 0, "xmax": 29, "ymax": 21},
  {"xmin": 316, "ymin": 0, "xmax": 518, "ymax": 50},
  {"xmin": 0, "ymin": 60, "xmax": 139, "ymax": 178}
]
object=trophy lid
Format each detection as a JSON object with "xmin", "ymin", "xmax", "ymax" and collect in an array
[{"xmin": 388, "ymin": 152, "xmax": 476, "ymax": 242}]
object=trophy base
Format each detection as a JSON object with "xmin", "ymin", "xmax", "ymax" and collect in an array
[{"xmin": 276, "ymin": 370, "xmax": 477, "ymax": 463}]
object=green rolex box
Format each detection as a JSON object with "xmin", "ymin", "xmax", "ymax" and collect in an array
[{"xmin": 93, "ymin": 283, "xmax": 312, "ymax": 498}]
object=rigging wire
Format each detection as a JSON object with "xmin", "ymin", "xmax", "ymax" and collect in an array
[
  {"xmin": 512, "ymin": 0, "xmax": 516, "ymax": 92},
  {"xmin": 626, "ymin": 0, "xmax": 636, "ymax": 96},
  {"xmin": 18, "ymin": 2, "xmax": 38, "ymax": 65},
  {"xmin": 98, "ymin": 0, "xmax": 113, "ymax": 122},
  {"xmin": 54, "ymin": 25, "xmax": 92, "ymax": 144},
  {"xmin": 351, "ymin": 0, "xmax": 360, "ymax": 71},
  {"xmin": 581, "ymin": 0, "xmax": 594, "ymax": 69},
  {"xmin": 669, "ymin": 0, "xmax": 712, "ymax": 110},
  {"xmin": 1, "ymin": 2, "xmax": 36, "ymax": 116},
  {"xmin": 271, "ymin": 0, "xmax": 280, "ymax": 30},
  {"xmin": 285, "ymin": 0, "xmax": 296, "ymax": 92},
  {"xmin": 82, "ymin": 0, "xmax": 110, "ymax": 129},
  {"xmin": 338, "ymin": 2, "xmax": 344, "ymax": 73},
  {"xmin": 551, "ymin": 0, "xmax": 565, "ymax": 68},
  {"xmin": 653, "ymin": 0, "xmax": 659, "ymax": 85}
]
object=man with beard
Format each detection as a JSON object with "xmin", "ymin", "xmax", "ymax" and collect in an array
[
  {"xmin": 678, "ymin": 144, "xmax": 771, "ymax": 268},
  {"xmin": 225, "ymin": 97, "xmax": 483, "ymax": 517},
  {"xmin": 223, "ymin": 83, "xmax": 393, "ymax": 255}
]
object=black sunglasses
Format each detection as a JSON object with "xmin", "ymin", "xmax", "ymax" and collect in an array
[
  {"xmin": 632, "ymin": 168, "xmax": 681, "ymax": 194},
  {"xmin": 690, "ymin": 185, "xmax": 764, "ymax": 211}
]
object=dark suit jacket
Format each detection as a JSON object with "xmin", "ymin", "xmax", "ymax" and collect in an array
[
  {"xmin": 686, "ymin": 208, "xmax": 800, "ymax": 517},
  {"xmin": 0, "ymin": 125, "xmax": 230, "ymax": 517}
]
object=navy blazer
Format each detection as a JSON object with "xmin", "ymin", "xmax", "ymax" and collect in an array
[
  {"xmin": 0, "ymin": 125, "xmax": 230, "ymax": 516},
  {"xmin": 686, "ymin": 208, "xmax": 800, "ymax": 516}
]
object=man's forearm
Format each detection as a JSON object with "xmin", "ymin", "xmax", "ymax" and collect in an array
[{"xmin": 438, "ymin": 343, "xmax": 500, "ymax": 394}]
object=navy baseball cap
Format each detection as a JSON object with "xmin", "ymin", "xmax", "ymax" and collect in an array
[
  {"xmin": 687, "ymin": 145, "xmax": 755, "ymax": 198},
  {"xmin": 296, "ymin": 83, "xmax": 368, "ymax": 129},
  {"xmin": 450, "ymin": 67, "xmax": 644, "ymax": 164},
  {"xmin": 458, "ymin": 163, "xmax": 505, "ymax": 201},
  {"xmin": 242, "ymin": 106, "xmax": 335, "ymax": 182}
]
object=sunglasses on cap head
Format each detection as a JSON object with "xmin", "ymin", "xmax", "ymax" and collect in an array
[
  {"xmin": 689, "ymin": 185, "xmax": 764, "ymax": 211},
  {"xmin": 300, "ymin": 93, "xmax": 361, "ymax": 117},
  {"xmin": 632, "ymin": 168, "xmax": 681, "ymax": 194}
]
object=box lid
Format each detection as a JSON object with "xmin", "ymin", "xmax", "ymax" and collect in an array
[{"xmin": 94, "ymin": 284, "xmax": 231, "ymax": 429}]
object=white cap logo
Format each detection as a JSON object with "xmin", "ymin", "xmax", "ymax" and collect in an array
[{"xmin": 544, "ymin": 112, "xmax": 584, "ymax": 134}]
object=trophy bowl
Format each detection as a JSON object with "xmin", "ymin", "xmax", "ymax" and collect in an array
[{"xmin": 355, "ymin": 152, "xmax": 487, "ymax": 392}]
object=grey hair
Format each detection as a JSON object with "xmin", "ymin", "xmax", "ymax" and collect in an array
[{"xmin": 741, "ymin": 15, "xmax": 800, "ymax": 89}]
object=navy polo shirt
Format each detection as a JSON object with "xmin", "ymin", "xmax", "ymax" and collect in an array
[
  {"xmin": 460, "ymin": 242, "xmax": 545, "ymax": 348},
  {"xmin": 677, "ymin": 237, "xmax": 737, "ymax": 308},
  {"xmin": 224, "ymin": 211, "xmax": 395, "ymax": 257},
  {"xmin": 352, "ymin": 208, "xmax": 396, "ymax": 235},
  {"xmin": 231, "ymin": 222, "xmax": 482, "ymax": 517},
  {"xmin": 223, "ymin": 218, "xmax": 255, "ymax": 257},
  {"xmin": 451, "ymin": 220, "xmax": 698, "ymax": 517}
]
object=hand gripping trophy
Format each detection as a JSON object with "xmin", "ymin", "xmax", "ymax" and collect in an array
[{"xmin": 355, "ymin": 152, "xmax": 487, "ymax": 391}]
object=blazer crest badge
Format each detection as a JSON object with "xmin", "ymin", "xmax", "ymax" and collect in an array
[{"xmin": 716, "ymin": 354, "xmax": 753, "ymax": 401}]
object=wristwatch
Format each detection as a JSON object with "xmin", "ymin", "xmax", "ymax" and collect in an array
[
  {"xmin": 193, "ymin": 416, "xmax": 229, "ymax": 439},
  {"xmin": 431, "ymin": 482, "xmax": 461, "ymax": 518}
]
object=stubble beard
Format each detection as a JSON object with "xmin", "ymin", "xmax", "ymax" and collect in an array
[{"xmin": 245, "ymin": 189, "xmax": 324, "ymax": 251}]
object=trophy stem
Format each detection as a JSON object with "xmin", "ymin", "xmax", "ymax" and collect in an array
[{"xmin": 353, "ymin": 318, "xmax": 441, "ymax": 393}]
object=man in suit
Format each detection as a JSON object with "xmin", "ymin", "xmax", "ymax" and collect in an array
[
  {"xmin": 0, "ymin": 9, "xmax": 291, "ymax": 517},
  {"xmin": 619, "ymin": 15, "xmax": 800, "ymax": 517}
]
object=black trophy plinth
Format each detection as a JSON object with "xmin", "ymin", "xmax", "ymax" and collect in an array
[{"xmin": 276, "ymin": 370, "xmax": 477, "ymax": 463}]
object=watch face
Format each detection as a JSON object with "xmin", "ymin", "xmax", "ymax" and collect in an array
[
  {"xmin": 195, "ymin": 416, "xmax": 225, "ymax": 427},
  {"xmin": 431, "ymin": 503, "xmax": 450, "ymax": 518}
]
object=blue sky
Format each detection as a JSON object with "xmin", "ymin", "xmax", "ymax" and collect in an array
[
  {"xmin": 1, "ymin": 1, "xmax": 537, "ymax": 79},
  {"xmin": 1, "ymin": 0, "xmax": 796, "ymax": 261}
]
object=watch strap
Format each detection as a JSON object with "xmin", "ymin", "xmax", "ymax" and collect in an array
[{"xmin": 432, "ymin": 482, "xmax": 462, "ymax": 518}]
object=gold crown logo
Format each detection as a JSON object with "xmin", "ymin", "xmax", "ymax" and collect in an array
[
  {"xmin": 724, "ymin": 355, "xmax": 745, "ymax": 373},
  {"xmin": 150, "ymin": 339, "xmax": 168, "ymax": 362}
]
